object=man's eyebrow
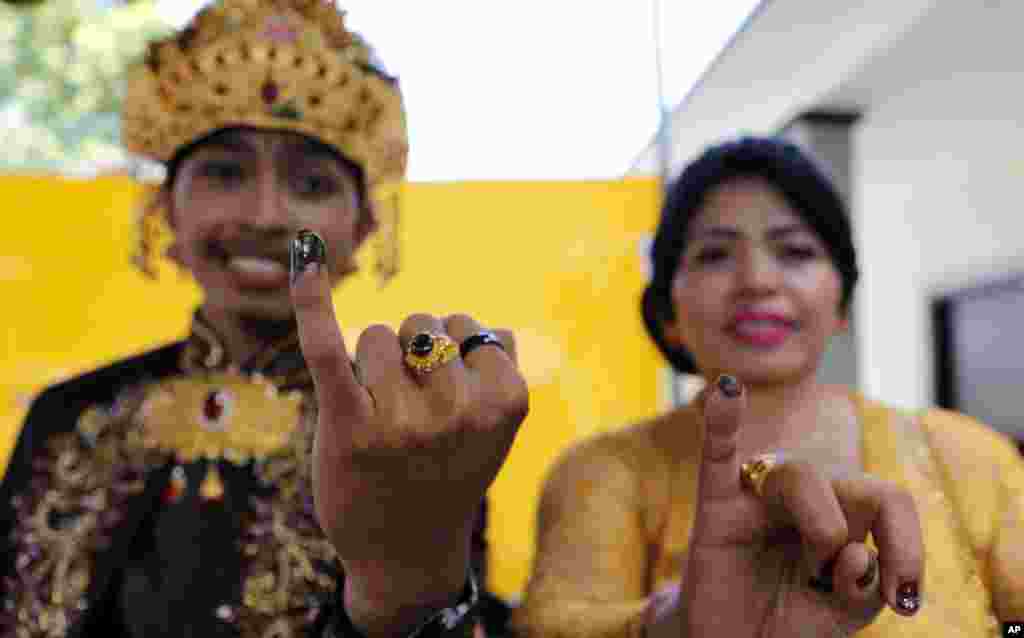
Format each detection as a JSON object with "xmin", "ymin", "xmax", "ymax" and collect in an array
[
  {"xmin": 291, "ymin": 138, "xmax": 344, "ymax": 162},
  {"xmin": 198, "ymin": 131, "xmax": 254, "ymax": 153}
]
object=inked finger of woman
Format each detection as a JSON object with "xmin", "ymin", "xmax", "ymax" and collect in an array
[
  {"xmin": 760, "ymin": 460, "xmax": 849, "ymax": 583},
  {"xmin": 831, "ymin": 542, "xmax": 884, "ymax": 617},
  {"xmin": 868, "ymin": 483, "xmax": 925, "ymax": 616}
]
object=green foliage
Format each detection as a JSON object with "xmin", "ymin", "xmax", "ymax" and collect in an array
[{"xmin": 0, "ymin": 0, "xmax": 173, "ymax": 172}]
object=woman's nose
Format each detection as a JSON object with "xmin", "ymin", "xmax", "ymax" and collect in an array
[{"xmin": 737, "ymin": 247, "xmax": 781, "ymax": 294}]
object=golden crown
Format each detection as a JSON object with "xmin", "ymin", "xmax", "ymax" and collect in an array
[{"xmin": 121, "ymin": 0, "xmax": 408, "ymax": 187}]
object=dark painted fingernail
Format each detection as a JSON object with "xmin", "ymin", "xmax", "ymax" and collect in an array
[
  {"xmin": 807, "ymin": 576, "xmax": 834, "ymax": 594},
  {"xmin": 896, "ymin": 582, "xmax": 920, "ymax": 614},
  {"xmin": 808, "ymin": 557, "xmax": 836, "ymax": 594},
  {"xmin": 857, "ymin": 553, "xmax": 879, "ymax": 589},
  {"xmin": 291, "ymin": 230, "xmax": 325, "ymax": 284},
  {"xmin": 717, "ymin": 374, "xmax": 741, "ymax": 398}
]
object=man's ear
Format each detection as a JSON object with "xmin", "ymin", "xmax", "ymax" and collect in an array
[
  {"xmin": 353, "ymin": 201, "xmax": 378, "ymax": 249},
  {"xmin": 153, "ymin": 186, "xmax": 183, "ymax": 265},
  {"xmin": 158, "ymin": 186, "xmax": 176, "ymax": 231}
]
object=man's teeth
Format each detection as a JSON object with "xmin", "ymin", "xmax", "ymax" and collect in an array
[{"xmin": 228, "ymin": 257, "xmax": 286, "ymax": 275}]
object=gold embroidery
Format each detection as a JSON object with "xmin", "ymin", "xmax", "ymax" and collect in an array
[
  {"xmin": 11, "ymin": 374, "xmax": 337, "ymax": 637},
  {"xmin": 10, "ymin": 393, "xmax": 151, "ymax": 638}
]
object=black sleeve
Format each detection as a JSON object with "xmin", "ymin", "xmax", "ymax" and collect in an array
[
  {"xmin": 0, "ymin": 385, "xmax": 73, "ymax": 599},
  {"xmin": 310, "ymin": 496, "xmax": 511, "ymax": 638},
  {"xmin": 318, "ymin": 572, "xmax": 485, "ymax": 638},
  {"xmin": 0, "ymin": 341, "xmax": 182, "ymax": 605}
]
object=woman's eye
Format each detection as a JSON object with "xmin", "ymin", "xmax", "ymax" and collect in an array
[
  {"xmin": 295, "ymin": 174, "xmax": 339, "ymax": 197},
  {"xmin": 198, "ymin": 160, "xmax": 244, "ymax": 183},
  {"xmin": 779, "ymin": 245, "xmax": 818, "ymax": 262},
  {"xmin": 693, "ymin": 247, "xmax": 730, "ymax": 265}
]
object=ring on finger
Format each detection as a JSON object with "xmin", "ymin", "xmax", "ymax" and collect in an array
[
  {"xmin": 460, "ymin": 331, "xmax": 505, "ymax": 359},
  {"xmin": 404, "ymin": 332, "xmax": 459, "ymax": 374},
  {"xmin": 740, "ymin": 452, "xmax": 783, "ymax": 499}
]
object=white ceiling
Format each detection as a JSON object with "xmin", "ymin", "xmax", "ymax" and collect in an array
[{"xmin": 629, "ymin": 0, "xmax": 941, "ymax": 175}]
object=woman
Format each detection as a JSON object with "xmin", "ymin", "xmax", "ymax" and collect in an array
[
  {"xmin": 513, "ymin": 137, "xmax": 1023, "ymax": 637},
  {"xmin": 0, "ymin": 1, "xmax": 526, "ymax": 636}
]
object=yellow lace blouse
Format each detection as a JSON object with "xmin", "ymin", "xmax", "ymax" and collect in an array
[{"xmin": 512, "ymin": 394, "xmax": 1024, "ymax": 637}]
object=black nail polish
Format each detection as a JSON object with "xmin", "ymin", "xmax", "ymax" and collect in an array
[
  {"xmin": 291, "ymin": 230, "xmax": 325, "ymax": 283},
  {"xmin": 897, "ymin": 582, "xmax": 920, "ymax": 614},
  {"xmin": 717, "ymin": 374, "xmax": 741, "ymax": 398},
  {"xmin": 857, "ymin": 554, "xmax": 878, "ymax": 589},
  {"xmin": 807, "ymin": 576, "xmax": 834, "ymax": 594},
  {"xmin": 808, "ymin": 557, "xmax": 836, "ymax": 594}
]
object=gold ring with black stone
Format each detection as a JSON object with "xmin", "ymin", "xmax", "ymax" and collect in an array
[{"xmin": 404, "ymin": 332, "xmax": 459, "ymax": 374}]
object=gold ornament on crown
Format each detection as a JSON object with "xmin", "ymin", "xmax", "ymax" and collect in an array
[{"xmin": 123, "ymin": 0, "xmax": 407, "ymax": 285}]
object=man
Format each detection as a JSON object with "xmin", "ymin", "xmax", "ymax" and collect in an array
[{"xmin": 0, "ymin": 1, "xmax": 526, "ymax": 635}]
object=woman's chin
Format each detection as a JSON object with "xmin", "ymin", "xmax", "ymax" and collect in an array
[{"xmin": 709, "ymin": 355, "xmax": 815, "ymax": 387}]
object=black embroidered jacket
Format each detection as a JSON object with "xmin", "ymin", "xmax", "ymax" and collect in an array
[{"xmin": 0, "ymin": 315, "xmax": 508, "ymax": 637}]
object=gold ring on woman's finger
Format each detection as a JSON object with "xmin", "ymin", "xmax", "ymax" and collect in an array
[
  {"xmin": 740, "ymin": 452, "xmax": 783, "ymax": 498},
  {"xmin": 404, "ymin": 332, "xmax": 459, "ymax": 374}
]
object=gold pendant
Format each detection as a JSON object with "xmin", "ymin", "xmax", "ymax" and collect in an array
[{"xmin": 200, "ymin": 463, "xmax": 225, "ymax": 502}]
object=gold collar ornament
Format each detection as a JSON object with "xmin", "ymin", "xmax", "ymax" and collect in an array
[{"xmin": 139, "ymin": 370, "xmax": 305, "ymax": 501}]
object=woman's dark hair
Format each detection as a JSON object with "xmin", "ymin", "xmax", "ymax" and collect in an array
[{"xmin": 642, "ymin": 135, "xmax": 860, "ymax": 374}]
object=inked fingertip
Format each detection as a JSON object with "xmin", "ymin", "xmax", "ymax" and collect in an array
[
  {"xmin": 895, "ymin": 582, "xmax": 921, "ymax": 615},
  {"xmin": 716, "ymin": 374, "xmax": 742, "ymax": 399},
  {"xmin": 291, "ymin": 229, "xmax": 326, "ymax": 284},
  {"xmin": 807, "ymin": 576, "xmax": 834, "ymax": 594}
]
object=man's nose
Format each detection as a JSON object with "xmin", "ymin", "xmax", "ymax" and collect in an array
[{"xmin": 245, "ymin": 170, "xmax": 293, "ymax": 229}]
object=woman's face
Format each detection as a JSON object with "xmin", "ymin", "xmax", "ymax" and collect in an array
[
  {"xmin": 166, "ymin": 128, "xmax": 372, "ymax": 321},
  {"xmin": 665, "ymin": 176, "xmax": 848, "ymax": 386}
]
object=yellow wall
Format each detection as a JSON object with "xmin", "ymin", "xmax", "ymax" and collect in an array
[{"xmin": 0, "ymin": 174, "xmax": 665, "ymax": 599}]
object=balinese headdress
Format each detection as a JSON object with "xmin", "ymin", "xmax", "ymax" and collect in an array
[{"xmin": 123, "ymin": 0, "xmax": 407, "ymax": 284}]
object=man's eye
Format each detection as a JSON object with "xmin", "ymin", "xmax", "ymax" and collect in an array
[
  {"xmin": 199, "ymin": 161, "xmax": 244, "ymax": 182},
  {"xmin": 779, "ymin": 245, "xmax": 817, "ymax": 262},
  {"xmin": 295, "ymin": 174, "xmax": 338, "ymax": 197},
  {"xmin": 694, "ymin": 247, "xmax": 729, "ymax": 265}
]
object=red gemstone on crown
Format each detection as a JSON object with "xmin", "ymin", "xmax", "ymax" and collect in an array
[
  {"xmin": 263, "ymin": 15, "xmax": 298, "ymax": 43},
  {"xmin": 261, "ymin": 82, "xmax": 279, "ymax": 105},
  {"xmin": 204, "ymin": 390, "xmax": 227, "ymax": 422}
]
